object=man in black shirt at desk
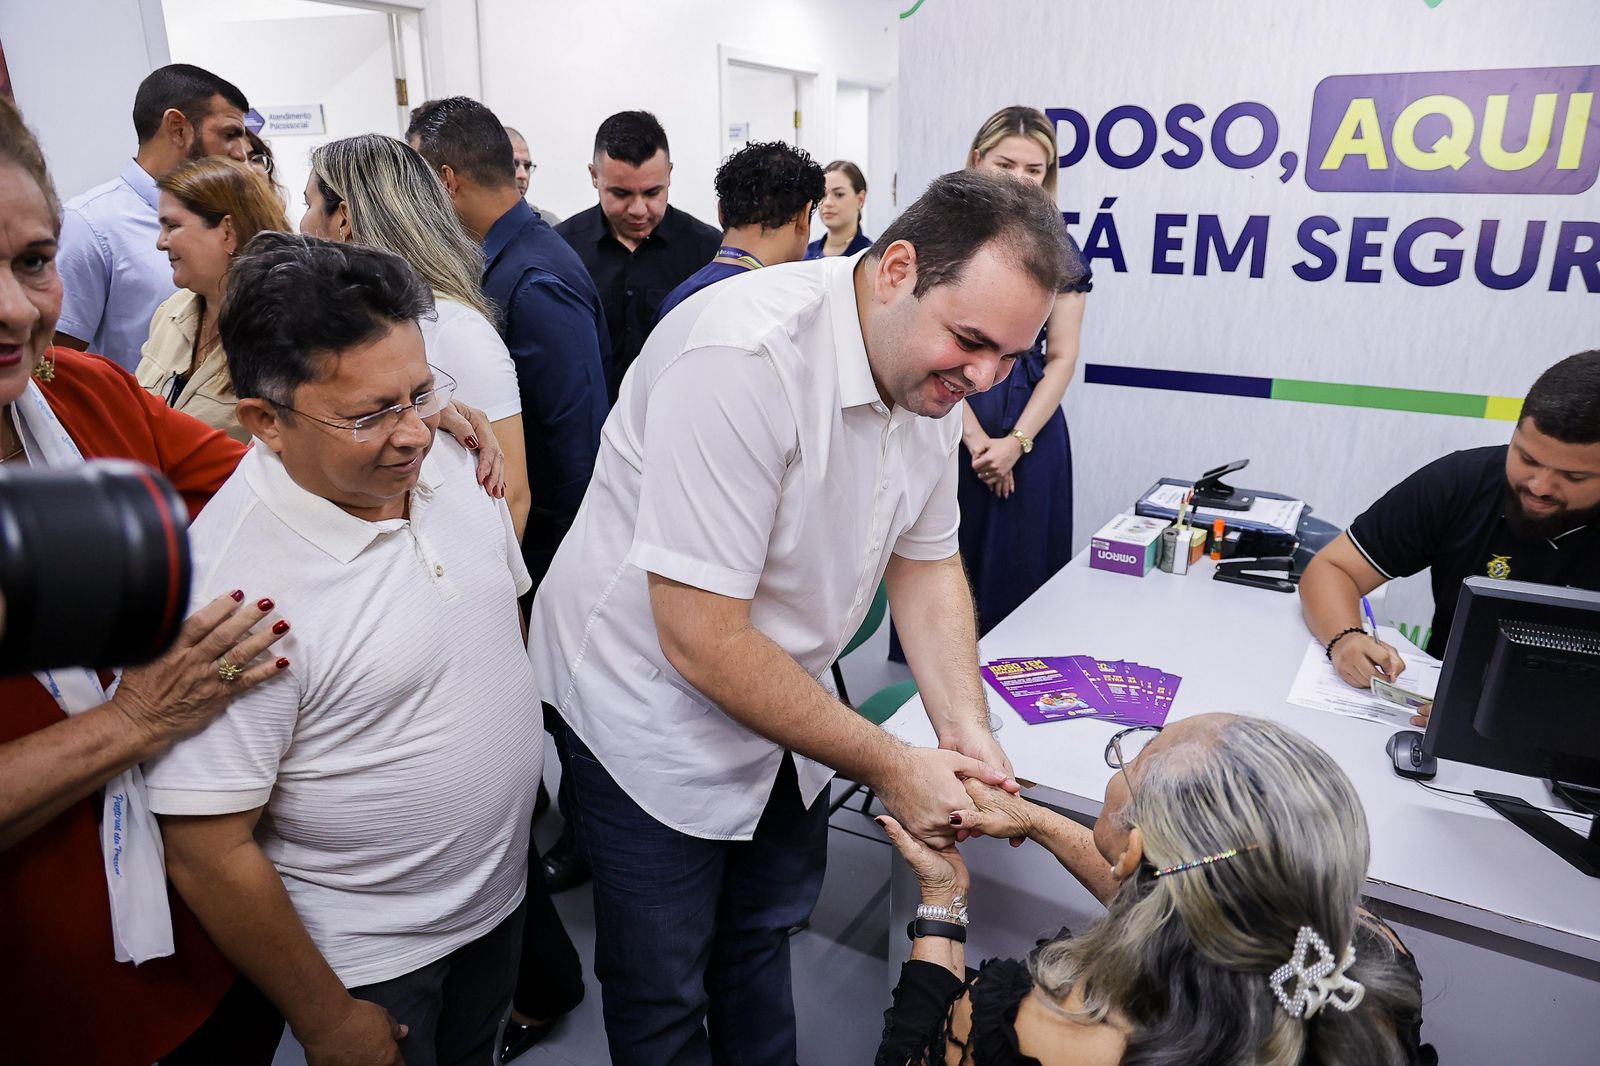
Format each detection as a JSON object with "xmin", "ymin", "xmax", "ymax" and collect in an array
[
  {"xmin": 555, "ymin": 111, "xmax": 721, "ymax": 400},
  {"xmin": 1301, "ymin": 351, "xmax": 1600, "ymax": 706}
]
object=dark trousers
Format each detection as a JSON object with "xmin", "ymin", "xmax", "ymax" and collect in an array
[
  {"xmin": 349, "ymin": 903, "xmax": 525, "ymax": 1066},
  {"xmin": 564, "ymin": 726, "xmax": 830, "ymax": 1066},
  {"xmin": 514, "ymin": 731, "xmax": 587, "ymax": 1016}
]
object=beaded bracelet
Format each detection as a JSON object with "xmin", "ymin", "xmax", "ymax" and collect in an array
[{"xmin": 1324, "ymin": 626, "xmax": 1365, "ymax": 661}]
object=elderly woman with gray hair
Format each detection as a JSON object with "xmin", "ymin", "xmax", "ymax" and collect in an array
[{"xmin": 876, "ymin": 714, "xmax": 1437, "ymax": 1066}]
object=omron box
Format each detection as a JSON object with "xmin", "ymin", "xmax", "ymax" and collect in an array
[{"xmin": 1090, "ymin": 513, "xmax": 1168, "ymax": 577}]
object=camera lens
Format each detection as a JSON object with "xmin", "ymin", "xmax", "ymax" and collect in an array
[{"xmin": 0, "ymin": 461, "xmax": 192, "ymax": 674}]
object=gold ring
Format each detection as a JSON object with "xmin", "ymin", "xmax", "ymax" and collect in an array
[{"xmin": 216, "ymin": 660, "xmax": 244, "ymax": 684}]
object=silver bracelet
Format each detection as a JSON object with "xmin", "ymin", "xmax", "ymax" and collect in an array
[{"xmin": 916, "ymin": 894, "xmax": 969, "ymax": 926}]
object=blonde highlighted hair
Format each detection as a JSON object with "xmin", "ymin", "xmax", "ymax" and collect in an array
[
  {"xmin": 968, "ymin": 105, "xmax": 1059, "ymax": 197},
  {"xmin": 310, "ymin": 134, "xmax": 498, "ymax": 324}
]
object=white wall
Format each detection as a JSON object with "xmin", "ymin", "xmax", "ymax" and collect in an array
[
  {"xmin": 0, "ymin": 0, "xmax": 483, "ymax": 205},
  {"xmin": 478, "ymin": 0, "xmax": 900, "ymax": 229},
  {"xmin": 1, "ymin": 0, "xmax": 170, "ymax": 199}
]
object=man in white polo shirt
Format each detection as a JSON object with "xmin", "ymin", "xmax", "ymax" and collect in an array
[
  {"xmin": 144, "ymin": 234, "xmax": 540, "ymax": 1066},
  {"xmin": 529, "ymin": 171, "xmax": 1071, "ymax": 1065}
]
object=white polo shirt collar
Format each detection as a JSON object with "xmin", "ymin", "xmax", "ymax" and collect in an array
[{"xmin": 243, "ymin": 445, "xmax": 438, "ymax": 565}]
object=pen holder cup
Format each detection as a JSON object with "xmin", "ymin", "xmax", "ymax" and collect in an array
[{"xmin": 1186, "ymin": 527, "xmax": 1208, "ymax": 564}]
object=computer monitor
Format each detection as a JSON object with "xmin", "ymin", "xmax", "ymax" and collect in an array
[{"xmin": 1423, "ymin": 576, "xmax": 1600, "ymax": 877}]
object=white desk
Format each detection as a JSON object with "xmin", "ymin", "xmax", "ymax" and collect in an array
[{"xmin": 883, "ymin": 550, "xmax": 1600, "ymax": 1063}]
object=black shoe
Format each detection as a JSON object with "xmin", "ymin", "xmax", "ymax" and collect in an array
[
  {"xmin": 540, "ymin": 841, "xmax": 592, "ymax": 892},
  {"xmin": 500, "ymin": 1016, "xmax": 559, "ymax": 1062},
  {"xmin": 500, "ymin": 985, "xmax": 585, "ymax": 1061}
]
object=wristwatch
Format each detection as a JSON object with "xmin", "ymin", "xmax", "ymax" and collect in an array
[
  {"xmin": 906, "ymin": 918, "xmax": 968, "ymax": 943},
  {"xmin": 1011, "ymin": 429, "xmax": 1034, "ymax": 455}
]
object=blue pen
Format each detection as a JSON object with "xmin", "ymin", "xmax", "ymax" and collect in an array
[{"xmin": 1361, "ymin": 597, "xmax": 1388, "ymax": 677}]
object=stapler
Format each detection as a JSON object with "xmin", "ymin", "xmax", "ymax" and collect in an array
[{"xmin": 1213, "ymin": 556, "xmax": 1299, "ymax": 593}]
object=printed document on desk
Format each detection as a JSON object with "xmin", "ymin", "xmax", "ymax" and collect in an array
[
  {"xmin": 1286, "ymin": 625, "xmax": 1442, "ymax": 725},
  {"xmin": 1142, "ymin": 482, "xmax": 1305, "ymax": 535}
]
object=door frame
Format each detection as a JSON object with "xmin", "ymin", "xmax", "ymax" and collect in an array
[{"xmin": 717, "ymin": 44, "xmax": 825, "ymax": 162}]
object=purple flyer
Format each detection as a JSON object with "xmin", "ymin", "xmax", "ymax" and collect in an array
[
  {"xmin": 983, "ymin": 656, "xmax": 1181, "ymax": 728},
  {"xmin": 981, "ymin": 658, "xmax": 1106, "ymax": 726}
]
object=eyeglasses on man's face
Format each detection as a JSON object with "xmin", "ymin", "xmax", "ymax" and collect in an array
[{"xmin": 271, "ymin": 367, "xmax": 457, "ymax": 443}]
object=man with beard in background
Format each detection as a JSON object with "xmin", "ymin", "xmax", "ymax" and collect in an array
[{"xmin": 1300, "ymin": 350, "xmax": 1600, "ymax": 709}]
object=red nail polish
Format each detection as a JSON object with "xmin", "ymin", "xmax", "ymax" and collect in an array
[
  {"xmin": 257, "ymin": 598, "xmax": 274, "ymax": 612},
  {"xmin": 465, "ymin": 435, "xmax": 480, "ymax": 450},
  {"xmin": 275, "ymin": 657, "xmax": 290, "ymax": 669},
  {"xmin": 271, "ymin": 620, "xmax": 290, "ymax": 635},
  {"xmin": 230, "ymin": 589, "xmax": 245, "ymax": 602},
  {"xmin": 950, "ymin": 813, "xmax": 963, "ymax": 826}
]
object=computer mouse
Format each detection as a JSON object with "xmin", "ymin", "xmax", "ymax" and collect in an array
[{"xmin": 1386, "ymin": 729, "xmax": 1437, "ymax": 781}]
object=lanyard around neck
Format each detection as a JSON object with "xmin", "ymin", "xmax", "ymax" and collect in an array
[{"xmin": 713, "ymin": 245, "xmax": 764, "ymax": 271}]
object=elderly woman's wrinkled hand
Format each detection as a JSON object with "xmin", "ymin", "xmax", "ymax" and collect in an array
[
  {"xmin": 878, "ymin": 814, "xmax": 970, "ymax": 906},
  {"xmin": 112, "ymin": 590, "xmax": 292, "ymax": 753},
  {"xmin": 951, "ymin": 778, "xmax": 1036, "ymax": 844}
]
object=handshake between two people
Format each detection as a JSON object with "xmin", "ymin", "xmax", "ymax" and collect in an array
[{"xmin": 869, "ymin": 727, "xmax": 1028, "ymax": 853}]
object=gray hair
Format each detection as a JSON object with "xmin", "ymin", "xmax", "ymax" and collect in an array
[
  {"xmin": 310, "ymin": 133, "xmax": 499, "ymax": 326},
  {"xmin": 1031, "ymin": 716, "xmax": 1421, "ymax": 1065}
]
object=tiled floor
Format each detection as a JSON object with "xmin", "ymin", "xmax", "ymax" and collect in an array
[{"xmin": 275, "ymin": 624, "xmax": 913, "ymax": 1066}]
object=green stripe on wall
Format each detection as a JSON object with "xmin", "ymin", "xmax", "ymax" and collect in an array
[{"xmin": 1270, "ymin": 379, "xmax": 1492, "ymax": 418}]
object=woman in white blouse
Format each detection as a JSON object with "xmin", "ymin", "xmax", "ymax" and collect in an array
[{"xmin": 300, "ymin": 133, "xmax": 530, "ymax": 537}]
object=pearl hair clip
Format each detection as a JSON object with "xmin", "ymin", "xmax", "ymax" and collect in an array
[{"xmin": 1268, "ymin": 926, "xmax": 1366, "ymax": 1019}]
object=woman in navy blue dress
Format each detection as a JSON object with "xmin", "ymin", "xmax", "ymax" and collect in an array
[
  {"xmin": 959, "ymin": 107, "xmax": 1091, "ymax": 634},
  {"xmin": 804, "ymin": 160, "xmax": 872, "ymax": 259}
]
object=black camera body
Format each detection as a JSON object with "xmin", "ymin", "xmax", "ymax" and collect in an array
[{"xmin": 0, "ymin": 461, "xmax": 192, "ymax": 673}]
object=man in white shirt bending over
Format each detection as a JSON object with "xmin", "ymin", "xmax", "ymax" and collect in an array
[
  {"xmin": 529, "ymin": 170, "xmax": 1071, "ymax": 1066},
  {"xmin": 145, "ymin": 234, "xmax": 541, "ymax": 1066}
]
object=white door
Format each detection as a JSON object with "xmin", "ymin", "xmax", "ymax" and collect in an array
[
  {"xmin": 724, "ymin": 61, "xmax": 800, "ymax": 155},
  {"xmin": 162, "ymin": 0, "xmax": 425, "ymax": 227}
]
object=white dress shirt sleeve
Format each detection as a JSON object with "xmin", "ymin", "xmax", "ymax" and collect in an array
[
  {"xmin": 892, "ymin": 445, "xmax": 961, "ymax": 561},
  {"xmin": 142, "ymin": 658, "xmax": 302, "ymax": 815},
  {"xmin": 55, "ymin": 207, "xmax": 111, "ymax": 345},
  {"xmin": 627, "ymin": 347, "xmax": 796, "ymax": 599}
]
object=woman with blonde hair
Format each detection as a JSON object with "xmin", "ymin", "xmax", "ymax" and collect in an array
[
  {"xmin": 301, "ymin": 132, "xmax": 530, "ymax": 537},
  {"xmin": 877, "ymin": 714, "xmax": 1436, "ymax": 1065},
  {"xmin": 135, "ymin": 156, "xmax": 289, "ymax": 441}
]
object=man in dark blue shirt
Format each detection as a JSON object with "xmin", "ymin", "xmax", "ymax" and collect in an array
[
  {"xmin": 408, "ymin": 96, "xmax": 598, "ymax": 1058},
  {"xmin": 554, "ymin": 111, "xmax": 721, "ymax": 399},
  {"xmin": 655, "ymin": 141, "xmax": 825, "ymax": 323},
  {"xmin": 408, "ymin": 97, "xmax": 609, "ymax": 588}
]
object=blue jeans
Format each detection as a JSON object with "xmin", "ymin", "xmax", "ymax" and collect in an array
[{"xmin": 563, "ymin": 726, "xmax": 829, "ymax": 1066}]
